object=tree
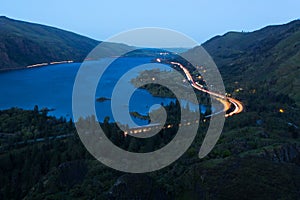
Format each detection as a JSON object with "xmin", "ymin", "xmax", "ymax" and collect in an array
[
  {"xmin": 128, "ymin": 138, "xmax": 139, "ymax": 152},
  {"xmin": 34, "ymin": 105, "xmax": 39, "ymax": 114}
]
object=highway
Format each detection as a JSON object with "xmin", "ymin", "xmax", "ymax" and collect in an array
[
  {"xmin": 169, "ymin": 61, "xmax": 243, "ymax": 117},
  {"xmin": 125, "ymin": 59, "xmax": 243, "ymax": 136}
]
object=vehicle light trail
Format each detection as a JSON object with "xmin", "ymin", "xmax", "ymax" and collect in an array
[{"xmin": 169, "ymin": 61, "xmax": 243, "ymax": 117}]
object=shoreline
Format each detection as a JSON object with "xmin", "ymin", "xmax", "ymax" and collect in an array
[
  {"xmin": 0, "ymin": 55, "xmax": 155, "ymax": 73},
  {"xmin": 0, "ymin": 60, "xmax": 74, "ymax": 73}
]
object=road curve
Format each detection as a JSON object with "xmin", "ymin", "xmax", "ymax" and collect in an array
[{"xmin": 169, "ymin": 61, "xmax": 243, "ymax": 117}]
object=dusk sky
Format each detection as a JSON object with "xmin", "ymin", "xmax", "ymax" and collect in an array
[{"xmin": 1, "ymin": 0, "xmax": 299, "ymax": 44}]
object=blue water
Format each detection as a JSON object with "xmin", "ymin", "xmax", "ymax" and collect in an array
[{"xmin": 0, "ymin": 57, "xmax": 201, "ymax": 126}]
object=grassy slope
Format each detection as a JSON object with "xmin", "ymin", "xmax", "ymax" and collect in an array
[
  {"xmin": 200, "ymin": 19, "xmax": 300, "ymax": 105},
  {"xmin": 0, "ymin": 16, "xmax": 132, "ymax": 70}
]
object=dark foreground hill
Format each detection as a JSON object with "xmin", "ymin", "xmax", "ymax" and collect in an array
[{"xmin": 0, "ymin": 16, "xmax": 132, "ymax": 70}]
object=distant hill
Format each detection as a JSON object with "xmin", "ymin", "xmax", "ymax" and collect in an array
[
  {"xmin": 186, "ymin": 20, "xmax": 300, "ymax": 105},
  {"xmin": 0, "ymin": 16, "xmax": 132, "ymax": 70}
]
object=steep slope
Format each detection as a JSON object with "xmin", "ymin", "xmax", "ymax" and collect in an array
[
  {"xmin": 0, "ymin": 16, "xmax": 132, "ymax": 70},
  {"xmin": 183, "ymin": 20, "xmax": 300, "ymax": 105},
  {"xmin": 187, "ymin": 20, "xmax": 300, "ymax": 105}
]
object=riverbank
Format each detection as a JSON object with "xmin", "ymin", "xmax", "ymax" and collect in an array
[{"xmin": 0, "ymin": 60, "xmax": 74, "ymax": 72}]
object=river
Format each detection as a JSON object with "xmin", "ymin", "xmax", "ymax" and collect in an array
[{"xmin": 0, "ymin": 57, "xmax": 204, "ymax": 127}]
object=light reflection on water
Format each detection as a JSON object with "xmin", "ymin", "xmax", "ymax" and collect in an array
[{"xmin": 0, "ymin": 57, "xmax": 205, "ymax": 127}]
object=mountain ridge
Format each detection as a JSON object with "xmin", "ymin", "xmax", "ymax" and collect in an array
[
  {"xmin": 189, "ymin": 19, "xmax": 300, "ymax": 105},
  {"xmin": 0, "ymin": 16, "xmax": 132, "ymax": 70}
]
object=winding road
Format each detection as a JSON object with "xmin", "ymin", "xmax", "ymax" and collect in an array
[{"xmin": 169, "ymin": 61, "xmax": 243, "ymax": 117}]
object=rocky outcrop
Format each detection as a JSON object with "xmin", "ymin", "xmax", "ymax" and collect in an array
[{"xmin": 262, "ymin": 143, "xmax": 300, "ymax": 165}]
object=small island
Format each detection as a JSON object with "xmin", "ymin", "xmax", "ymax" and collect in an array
[
  {"xmin": 96, "ymin": 97, "xmax": 111, "ymax": 102},
  {"xmin": 130, "ymin": 111, "xmax": 150, "ymax": 121}
]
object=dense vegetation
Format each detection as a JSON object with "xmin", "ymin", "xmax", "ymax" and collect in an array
[
  {"xmin": 0, "ymin": 103, "xmax": 204, "ymax": 199},
  {"xmin": 0, "ymin": 85, "xmax": 299, "ymax": 199}
]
